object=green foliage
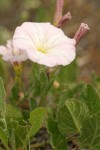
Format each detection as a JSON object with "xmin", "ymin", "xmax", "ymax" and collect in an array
[
  {"xmin": 80, "ymin": 116, "xmax": 100, "ymax": 150},
  {"xmin": 0, "ymin": 78, "xmax": 9, "ymax": 149},
  {"xmin": 15, "ymin": 125, "xmax": 29, "ymax": 147},
  {"xmin": 31, "ymin": 64, "xmax": 50, "ymax": 96},
  {"xmin": 30, "ymin": 64, "xmax": 54, "ymax": 106},
  {"xmin": 5, "ymin": 104, "xmax": 24, "ymax": 128},
  {"xmin": 6, "ymin": 104, "xmax": 23, "ymax": 121},
  {"xmin": 58, "ymin": 99, "xmax": 89, "ymax": 134},
  {"xmin": 1, "ymin": 62, "xmax": 100, "ymax": 150},
  {"xmin": 23, "ymin": 107, "xmax": 47, "ymax": 148},
  {"xmin": 10, "ymin": 84, "xmax": 20, "ymax": 105},
  {"xmin": 0, "ymin": 77, "xmax": 6, "ymax": 112},
  {"xmin": 0, "ymin": 62, "xmax": 5, "ymax": 79},
  {"xmin": 29, "ymin": 107, "xmax": 47, "ymax": 137},
  {"xmin": 57, "ymin": 61, "xmax": 78, "ymax": 83},
  {"xmin": 29, "ymin": 97, "xmax": 37, "ymax": 111},
  {"xmin": 58, "ymin": 89, "xmax": 74, "ymax": 106},
  {"xmin": 47, "ymin": 117, "xmax": 68, "ymax": 150},
  {"xmin": 0, "ymin": 65, "xmax": 100, "ymax": 150},
  {"xmin": 0, "ymin": 127, "xmax": 9, "ymax": 150},
  {"xmin": 80, "ymin": 84, "xmax": 100, "ymax": 115}
]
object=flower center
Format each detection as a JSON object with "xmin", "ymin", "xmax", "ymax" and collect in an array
[
  {"xmin": 37, "ymin": 46, "xmax": 47, "ymax": 54},
  {"xmin": 12, "ymin": 49, "xmax": 20, "ymax": 56}
]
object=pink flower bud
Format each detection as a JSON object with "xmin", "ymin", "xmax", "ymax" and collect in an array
[
  {"xmin": 74, "ymin": 23, "xmax": 90, "ymax": 43},
  {"xmin": 57, "ymin": 12, "xmax": 72, "ymax": 28},
  {"xmin": 54, "ymin": 0, "xmax": 64, "ymax": 26}
]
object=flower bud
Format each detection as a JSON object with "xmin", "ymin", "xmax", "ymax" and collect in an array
[
  {"xmin": 57, "ymin": 12, "xmax": 72, "ymax": 28},
  {"xmin": 53, "ymin": 80, "xmax": 60, "ymax": 89},
  {"xmin": 54, "ymin": 0, "xmax": 64, "ymax": 26},
  {"xmin": 74, "ymin": 23, "xmax": 90, "ymax": 43}
]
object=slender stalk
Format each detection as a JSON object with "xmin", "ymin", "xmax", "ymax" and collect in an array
[
  {"xmin": 28, "ymin": 139, "xmax": 30, "ymax": 150},
  {"xmin": 14, "ymin": 63, "xmax": 23, "ymax": 88},
  {"xmin": 54, "ymin": 0, "xmax": 64, "ymax": 26},
  {"xmin": 38, "ymin": 94, "xmax": 46, "ymax": 107},
  {"xmin": 10, "ymin": 129, "xmax": 16, "ymax": 150},
  {"xmin": 39, "ymin": 66, "xmax": 60, "ymax": 106}
]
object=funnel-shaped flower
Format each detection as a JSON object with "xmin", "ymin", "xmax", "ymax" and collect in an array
[
  {"xmin": 13, "ymin": 22, "xmax": 76, "ymax": 67},
  {"xmin": 0, "ymin": 40, "xmax": 27, "ymax": 65}
]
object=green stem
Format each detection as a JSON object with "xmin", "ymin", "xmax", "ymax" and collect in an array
[
  {"xmin": 1, "ymin": 101, "xmax": 8, "ymax": 135},
  {"xmin": 1, "ymin": 104, "xmax": 10, "ymax": 150},
  {"xmin": 38, "ymin": 94, "xmax": 46, "ymax": 107},
  {"xmin": 10, "ymin": 129, "xmax": 16, "ymax": 150},
  {"xmin": 39, "ymin": 66, "xmax": 60, "ymax": 107},
  {"xmin": 14, "ymin": 63, "xmax": 23, "ymax": 88}
]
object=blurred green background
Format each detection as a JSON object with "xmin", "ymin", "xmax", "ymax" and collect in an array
[{"xmin": 0, "ymin": 0, "xmax": 100, "ymax": 93}]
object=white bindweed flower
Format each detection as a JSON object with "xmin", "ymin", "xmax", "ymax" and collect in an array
[
  {"xmin": 0, "ymin": 40, "xmax": 27, "ymax": 65},
  {"xmin": 13, "ymin": 22, "xmax": 76, "ymax": 67}
]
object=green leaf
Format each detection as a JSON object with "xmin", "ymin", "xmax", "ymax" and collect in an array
[
  {"xmin": 57, "ymin": 61, "xmax": 77, "ymax": 83},
  {"xmin": 59, "ymin": 89, "xmax": 74, "ymax": 107},
  {"xmin": 40, "ymin": 71, "xmax": 48, "ymax": 87},
  {"xmin": 10, "ymin": 129, "xmax": 16, "ymax": 150},
  {"xmin": 10, "ymin": 84, "xmax": 19, "ymax": 105},
  {"xmin": 0, "ymin": 127, "xmax": 9, "ymax": 150},
  {"xmin": 33, "ymin": 63, "xmax": 40, "ymax": 81},
  {"xmin": 0, "ymin": 62, "xmax": 5, "ymax": 79},
  {"xmin": 47, "ymin": 117, "xmax": 68, "ymax": 150},
  {"xmin": 80, "ymin": 117, "xmax": 100, "ymax": 150},
  {"xmin": 81, "ymin": 84, "xmax": 100, "ymax": 115},
  {"xmin": 72, "ymin": 83, "xmax": 84, "ymax": 99},
  {"xmin": 0, "ymin": 77, "xmax": 6, "ymax": 112},
  {"xmin": 5, "ymin": 104, "xmax": 23, "ymax": 128},
  {"xmin": 22, "ymin": 110, "xmax": 30, "ymax": 121},
  {"xmin": 29, "ymin": 97, "xmax": 37, "ymax": 111},
  {"xmin": 23, "ymin": 107, "xmax": 47, "ymax": 148},
  {"xmin": 15, "ymin": 125, "xmax": 29, "ymax": 147},
  {"xmin": 29, "ymin": 107, "xmax": 47, "ymax": 137},
  {"xmin": 58, "ymin": 99, "xmax": 90, "ymax": 134},
  {"xmin": 5, "ymin": 104, "xmax": 23, "ymax": 121}
]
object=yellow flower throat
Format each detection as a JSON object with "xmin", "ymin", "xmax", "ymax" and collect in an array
[{"xmin": 37, "ymin": 46, "xmax": 47, "ymax": 54}]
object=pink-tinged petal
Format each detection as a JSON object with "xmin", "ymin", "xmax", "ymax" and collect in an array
[
  {"xmin": 13, "ymin": 22, "xmax": 67, "ymax": 50},
  {"xmin": 7, "ymin": 40, "xmax": 13, "ymax": 49},
  {"xmin": 13, "ymin": 22, "xmax": 53, "ymax": 51},
  {"xmin": 13, "ymin": 22, "xmax": 76, "ymax": 67},
  {"xmin": 25, "ymin": 40, "xmax": 76, "ymax": 67},
  {"xmin": 0, "ymin": 46, "xmax": 8, "ymax": 56},
  {"xmin": 74, "ymin": 23, "xmax": 90, "ymax": 43},
  {"xmin": 13, "ymin": 22, "xmax": 66, "ymax": 53},
  {"xmin": 0, "ymin": 39, "xmax": 27, "ymax": 64}
]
